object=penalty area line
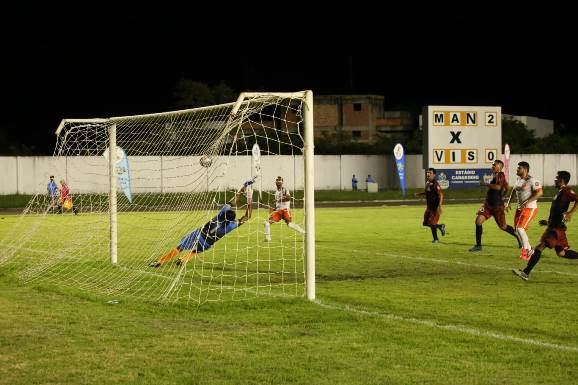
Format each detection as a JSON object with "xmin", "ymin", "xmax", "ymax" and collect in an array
[{"xmin": 314, "ymin": 299, "xmax": 578, "ymax": 352}]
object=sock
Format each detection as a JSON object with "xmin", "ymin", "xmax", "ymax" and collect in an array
[
  {"xmin": 430, "ymin": 226, "xmax": 438, "ymax": 241},
  {"xmin": 288, "ymin": 222, "xmax": 306, "ymax": 234},
  {"xmin": 475, "ymin": 224, "xmax": 483, "ymax": 246},
  {"xmin": 524, "ymin": 249, "xmax": 542, "ymax": 275},
  {"xmin": 157, "ymin": 247, "xmax": 179, "ymax": 266},
  {"xmin": 516, "ymin": 227, "xmax": 531, "ymax": 250},
  {"xmin": 178, "ymin": 251, "xmax": 197, "ymax": 264},
  {"xmin": 504, "ymin": 225, "xmax": 516, "ymax": 237},
  {"xmin": 560, "ymin": 250, "xmax": 578, "ymax": 259},
  {"xmin": 264, "ymin": 221, "xmax": 271, "ymax": 240},
  {"xmin": 505, "ymin": 225, "xmax": 522, "ymax": 247}
]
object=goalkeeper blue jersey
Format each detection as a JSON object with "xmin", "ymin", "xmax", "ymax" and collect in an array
[{"xmin": 178, "ymin": 204, "xmax": 239, "ymax": 252}]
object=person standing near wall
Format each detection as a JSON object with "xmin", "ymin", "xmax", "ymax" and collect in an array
[
  {"xmin": 58, "ymin": 179, "xmax": 78, "ymax": 215},
  {"xmin": 47, "ymin": 175, "xmax": 58, "ymax": 213},
  {"xmin": 352, "ymin": 174, "xmax": 358, "ymax": 191}
]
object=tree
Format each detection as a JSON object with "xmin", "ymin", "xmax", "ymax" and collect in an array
[
  {"xmin": 501, "ymin": 118, "xmax": 536, "ymax": 153},
  {"xmin": 172, "ymin": 79, "xmax": 236, "ymax": 109}
]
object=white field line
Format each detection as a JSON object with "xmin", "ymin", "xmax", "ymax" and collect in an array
[
  {"xmin": 376, "ymin": 251, "xmax": 578, "ymax": 278},
  {"xmin": 314, "ymin": 299, "xmax": 578, "ymax": 352},
  {"xmin": 315, "ymin": 244, "xmax": 578, "ymax": 352},
  {"xmin": 315, "ymin": 244, "xmax": 578, "ymax": 277}
]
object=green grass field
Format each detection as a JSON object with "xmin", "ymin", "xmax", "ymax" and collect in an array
[{"xmin": 1, "ymin": 202, "xmax": 578, "ymax": 384}]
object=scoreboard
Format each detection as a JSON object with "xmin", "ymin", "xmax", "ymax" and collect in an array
[{"xmin": 423, "ymin": 106, "xmax": 501, "ymax": 189}]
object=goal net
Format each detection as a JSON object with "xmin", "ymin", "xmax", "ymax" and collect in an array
[{"xmin": 0, "ymin": 91, "xmax": 315, "ymax": 305}]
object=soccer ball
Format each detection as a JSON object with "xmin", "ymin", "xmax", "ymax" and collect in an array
[
  {"xmin": 62, "ymin": 198, "xmax": 73, "ymax": 210},
  {"xmin": 199, "ymin": 155, "xmax": 213, "ymax": 168}
]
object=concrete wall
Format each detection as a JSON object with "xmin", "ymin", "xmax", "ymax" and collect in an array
[{"xmin": 1, "ymin": 154, "xmax": 576, "ymax": 194}]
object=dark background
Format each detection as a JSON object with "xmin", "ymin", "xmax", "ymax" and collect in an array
[{"xmin": 1, "ymin": 5, "xmax": 575, "ymax": 154}]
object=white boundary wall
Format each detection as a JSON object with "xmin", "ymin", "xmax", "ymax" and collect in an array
[{"xmin": 1, "ymin": 154, "xmax": 576, "ymax": 194}]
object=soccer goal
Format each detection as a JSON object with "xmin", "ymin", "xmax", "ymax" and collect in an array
[{"xmin": 0, "ymin": 91, "xmax": 315, "ymax": 305}]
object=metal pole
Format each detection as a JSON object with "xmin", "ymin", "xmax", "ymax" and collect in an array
[
  {"xmin": 109, "ymin": 124, "xmax": 118, "ymax": 265},
  {"xmin": 303, "ymin": 91, "xmax": 316, "ymax": 300}
]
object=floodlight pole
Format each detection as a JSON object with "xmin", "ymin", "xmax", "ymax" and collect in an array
[
  {"xmin": 109, "ymin": 123, "xmax": 118, "ymax": 265},
  {"xmin": 304, "ymin": 90, "xmax": 316, "ymax": 300}
]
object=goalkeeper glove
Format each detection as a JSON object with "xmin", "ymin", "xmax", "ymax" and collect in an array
[{"xmin": 244, "ymin": 176, "xmax": 258, "ymax": 187}]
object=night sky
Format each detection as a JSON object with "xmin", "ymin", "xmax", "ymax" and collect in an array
[{"xmin": 1, "ymin": 6, "xmax": 576, "ymax": 155}]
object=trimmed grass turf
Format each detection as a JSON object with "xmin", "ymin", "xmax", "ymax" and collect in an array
[{"xmin": 1, "ymin": 203, "xmax": 578, "ymax": 384}]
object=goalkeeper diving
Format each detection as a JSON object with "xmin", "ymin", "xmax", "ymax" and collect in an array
[{"xmin": 149, "ymin": 177, "xmax": 255, "ymax": 268}]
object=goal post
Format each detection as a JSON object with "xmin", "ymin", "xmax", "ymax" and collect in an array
[
  {"xmin": 0, "ymin": 91, "xmax": 316, "ymax": 304},
  {"xmin": 304, "ymin": 91, "xmax": 315, "ymax": 301}
]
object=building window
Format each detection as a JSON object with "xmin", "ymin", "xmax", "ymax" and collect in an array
[
  {"xmin": 352, "ymin": 130, "xmax": 361, "ymax": 138},
  {"xmin": 353, "ymin": 103, "xmax": 362, "ymax": 111}
]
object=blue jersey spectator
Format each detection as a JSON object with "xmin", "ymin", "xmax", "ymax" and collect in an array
[
  {"xmin": 352, "ymin": 174, "xmax": 358, "ymax": 191},
  {"xmin": 47, "ymin": 176, "xmax": 58, "ymax": 198},
  {"xmin": 366, "ymin": 174, "xmax": 375, "ymax": 184},
  {"xmin": 47, "ymin": 176, "xmax": 58, "ymax": 211}
]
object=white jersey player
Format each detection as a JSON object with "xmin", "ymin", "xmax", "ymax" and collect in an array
[
  {"xmin": 511, "ymin": 161, "xmax": 543, "ymax": 260},
  {"xmin": 263, "ymin": 176, "xmax": 305, "ymax": 242}
]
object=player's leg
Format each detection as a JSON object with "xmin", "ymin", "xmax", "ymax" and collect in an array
[
  {"xmin": 515, "ymin": 208, "xmax": 537, "ymax": 259},
  {"xmin": 513, "ymin": 227, "xmax": 554, "ymax": 280},
  {"xmin": 150, "ymin": 246, "xmax": 182, "ymax": 267},
  {"xmin": 176, "ymin": 251, "xmax": 198, "ymax": 266},
  {"xmin": 513, "ymin": 242, "xmax": 545, "ymax": 281},
  {"xmin": 426, "ymin": 208, "xmax": 441, "ymax": 243},
  {"xmin": 470, "ymin": 206, "xmax": 489, "ymax": 251},
  {"xmin": 495, "ymin": 207, "xmax": 521, "ymax": 247},
  {"xmin": 151, "ymin": 229, "xmax": 200, "ymax": 267},
  {"xmin": 553, "ymin": 229, "xmax": 578, "ymax": 259},
  {"xmin": 523, "ymin": 242, "xmax": 546, "ymax": 276},
  {"xmin": 558, "ymin": 249, "xmax": 578, "ymax": 259},
  {"xmin": 284, "ymin": 210, "xmax": 305, "ymax": 234},
  {"xmin": 264, "ymin": 212, "xmax": 281, "ymax": 241}
]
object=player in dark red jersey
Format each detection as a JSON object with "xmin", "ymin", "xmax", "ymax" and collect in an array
[
  {"xmin": 415, "ymin": 168, "xmax": 445, "ymax": 243},
  {"xmin": 469, "ymin": 160, "xmax": 521, "ymax": 252},
  {"xmin": 513, "ymin": 171, "xmax": 578, "ymax": 280}
]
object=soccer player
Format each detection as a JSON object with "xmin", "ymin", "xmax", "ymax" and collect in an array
[
  {"xmin": 508, "ymin": 161, "xmax": 543, "ymax": 260},
  {"xmin": 415, "ymin": 168, "xmax": 445, "ymax": 243},
  {"xmin": 150, "ymin": 180, "xmax": 254, "ymax": 268},
  {"xmin": 513, "ymin": 171, "xmax": 578, "ymax": 281},
  {"xmin": 469, "ymin": 160, "xmax": 521, "ymax": 252},
  {"xmin": 263, "ymin": 176, "xmax": 305, "ymax": 242}
]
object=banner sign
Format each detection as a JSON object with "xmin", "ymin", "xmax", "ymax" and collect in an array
[
  {"xmin": 436, "ymin": 168, "xmax": 494, "ymax": 189},
  {"xmin": 103, "ymin": 146, "xmax": 133, "ymax": 203},
  {"xmin": 393, "ymin": 143, "xmax": 406, "ymax": 196}
]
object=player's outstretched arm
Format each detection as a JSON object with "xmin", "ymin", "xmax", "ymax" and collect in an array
[
  {"xmin": 239, "ymin": 201, "xmax": 253, "ymax": 225},
  {"xmin": 228, "ymin": 188, "xmax": 243, "ymax": 206},
  {"xmin": 230, "ymin": 176, "xmax": 256, "ymax": 208}
]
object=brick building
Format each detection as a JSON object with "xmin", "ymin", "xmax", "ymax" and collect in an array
[{"xmin": 314, "ymin": 95, "xmax": 415, "ymax": 142}]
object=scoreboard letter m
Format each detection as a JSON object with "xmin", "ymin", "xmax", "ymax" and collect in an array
[{"xmin": 433, "ymin": 112, "xmax": 444, "ymax": 125}]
